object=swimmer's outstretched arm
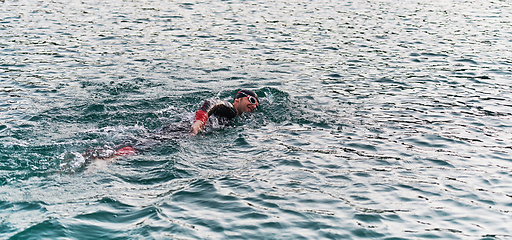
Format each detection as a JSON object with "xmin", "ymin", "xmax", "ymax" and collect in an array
[{"xmin": 190, "ymin": 99, "xmax": 236, "ymax": 135}]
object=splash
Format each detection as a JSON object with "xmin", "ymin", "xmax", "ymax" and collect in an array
[{"xmin": 58, "ymin": 151, "xmax": 87, "ymax": 174}]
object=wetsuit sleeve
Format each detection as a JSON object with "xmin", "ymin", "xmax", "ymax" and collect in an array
[
  {"xmin": 195, "ymin": 109, "xmax": 208, "ymax": 123},
  {"xmin": 194, "ymin": 99, "xmax": 237, "ymax": 122}
]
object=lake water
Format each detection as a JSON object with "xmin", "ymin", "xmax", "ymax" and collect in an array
[{"xmin": 1, "ymin": 0, "xmax": 512, "ymax": 239}]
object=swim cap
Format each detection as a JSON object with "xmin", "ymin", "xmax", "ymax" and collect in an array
[{"xmin": 234, "ymin": 89, "xmax": 259, "ymax": 104}]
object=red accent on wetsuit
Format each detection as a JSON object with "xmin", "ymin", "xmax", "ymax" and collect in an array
[
  {"xmin": 195, "ymin": 110, "xmax": 208, "ymax": 123},
  {"xmin": 116, "ymin": 146, "xmax": 136, "ymax": 156}
]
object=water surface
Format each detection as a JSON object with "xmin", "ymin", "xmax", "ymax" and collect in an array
[{"xmin": 1, "ymin": 0, "xmax": 512, "ymax": 239}]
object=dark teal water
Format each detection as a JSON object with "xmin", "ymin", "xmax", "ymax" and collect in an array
[{"xmin": 2, "ymin": 0, "xmax": 512, "ymax": 239}]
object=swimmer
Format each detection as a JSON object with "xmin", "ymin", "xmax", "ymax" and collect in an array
[
  {"xmin": 79, "ymin": 89, "xmax": 258, "ymax": 162},
  {"xmin": 190, "ymin": 89, "xmax": 259, "ymax": 135}
]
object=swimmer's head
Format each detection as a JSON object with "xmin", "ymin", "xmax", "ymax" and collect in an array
[
  {"xmin": 234, "ymin": 90, "xmax": 259, "ymax": 105},
  {"xmin": 234, "ymin": 89, "xmax": 259, "ymax": 115}
]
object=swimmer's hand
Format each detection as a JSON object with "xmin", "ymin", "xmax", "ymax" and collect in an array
[{"xmin": 190, "ymin": 120, "xmax": 204, "ymax": 135}]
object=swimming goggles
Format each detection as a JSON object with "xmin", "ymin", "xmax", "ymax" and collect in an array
[{"xmin": 239, "ymin": 91, "xmax": 258, "ymax": 106}]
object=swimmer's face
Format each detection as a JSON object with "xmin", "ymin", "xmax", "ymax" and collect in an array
[
  {"xmin": 245, "ymin": 97, "xmax": 258, "ymax": 112},
  {"xmin": 234, "ymin": 97, "xmax": 258, "ymax": 115}
]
